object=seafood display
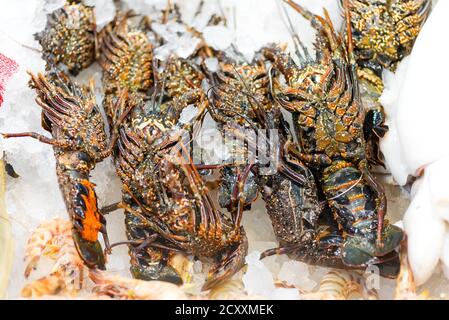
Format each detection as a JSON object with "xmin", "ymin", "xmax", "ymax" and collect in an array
[{"xmin": 0, "ymin": 0, "xmax": 447, "ymax": 301}]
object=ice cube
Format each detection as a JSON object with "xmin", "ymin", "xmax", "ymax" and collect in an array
[
  {"xmin": 204, "ymin": 57, "xmax": 218, "ymax": 72},
  {"xmin": 203, "ymin": 25, "xmax": 233, "ymax": 51},
  {"xmin": 278, "ymin": 260, "xmax": 317, "ymax": 291},
  {"xmin": 178, "ymin": 104, "xmax": 198, "ymax": 125},
  {"xmin": 242, "ymin": 251, "xmax": 275, "ymax": 298},
  {"xmin": 85, "ymin": 0, "xmax": 116, "ymax": 28}
]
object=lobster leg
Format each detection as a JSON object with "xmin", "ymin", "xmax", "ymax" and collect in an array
[
  {"xmin": 262, "ymin": 45, "xmax": 299, "ymax": 84},
  {"xmin": 175, "ymin": 143, "xmax": 249, "ymax": 290},
  {"xmin": 278, "ymin": 162, "xmax": 308, "ymax": 186},
  {"xmin": 360, "ymin": 164, "xmax": 386, "ymax": 247},
  {"xmin": 229, "ymin": 163, "xmax": 257, "ymax": 228},
  {"xmin": 100, "ymin": 201, "xmax": 121, "ymax": 214},
  {"xmin": 100, "ymin": 224, "xmax": 112, "ymax": 255},
  {"xmin": 284, "ymin": 141, "xmax": 332, "ymax": 168},
  {"xmin": 219, "ymin": 165, "xmax": 256, "ymax": 212},
  {"xmin": 363, "ymin": 107, "xmax": 388, "ymax": 167},
  {"xmin": 277, "ymin": 142, "xmax": 310, "ymax": 186},
  {"xmin": 260, "ymin": 244, "xmax": 301, "ymax": 259},
  {"xmin": 99, "ymin": 90, "xmax": 139, "ymax": 160},
  {"xmin": 261, "ymin": 232, "xmax": 349, "ymax": 270},
  {"xmin": 195, "ymin": 164, "xmax": 228, "ymax": 170},
  {"xmin": 195, "ymin": 168, "xmax": 252, "ymax": 282}
]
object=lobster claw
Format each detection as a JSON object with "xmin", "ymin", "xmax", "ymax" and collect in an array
[{"xmin": 72, "ymin": 230, "xmax": 106, "ymax": 270}]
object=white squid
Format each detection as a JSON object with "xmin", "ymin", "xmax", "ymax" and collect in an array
[{"xmin": 380, "ymin": 0, "xmax": 449, "ymax": 285}]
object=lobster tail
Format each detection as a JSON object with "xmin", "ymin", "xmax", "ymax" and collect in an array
[
  {"xmin": 35, "ymin": 2, "xmax": 96, "ymax": 75},
  {"xmin": 97, "ymin": 10, "xmax": 153, "ymax": 121},
  {"xmin": 321, "ymin": 161, "xmax": 403, "ymax": 267}
]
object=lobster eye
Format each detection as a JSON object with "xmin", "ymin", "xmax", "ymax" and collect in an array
[{"xmin": 223, "ymin": 70, "xmax": 237, "ymax": 79}]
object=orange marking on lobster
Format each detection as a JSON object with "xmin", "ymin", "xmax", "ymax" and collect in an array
[
  {"xmin": 79, "ymin": 180, "xmax": 102, "ymax": 242},
  {"xmin": 326, "ymin": 179, "xmax": 358, "ymax": 192},
  {"xmin": 347, "ymin": 193, "xmax": 364, "ymax": 202}
]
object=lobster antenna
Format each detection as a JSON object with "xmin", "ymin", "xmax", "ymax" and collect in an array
[
  {"xmin": 275, "ymin": 0, "xmax": 310, "ymax": 64},
  {"xmin": 275, "ymin": 0, "xmax": 302, "ymax": 61},
  {"xmin": 0, "ymin": 30, "xmax": 41, "ymax": 54},
  {"xmin": 343, "ymin": 0, "xmax": 362, "ymax": 103},
  {"xmin": 343, "ymin": 0, "xmax": 354, "ymax": 60},
  {"xmin": 162, "ymin": 0, "xmax": 173, "ymax": 24},
  {"xmin": 149, "ymin": 59, "xmax": 160, "ymax": 113},
  {"xmin": 216, "ymin": 0, "xmax": 228, "ymax": 27},
  {"xmin": 284, "ymin": 0, "xmax": 314, "ymax": 21},
  {"xmin": 419, "ymin": 0, "xmax": 432, "ymax": 21},
  {"xmin": 194, "ymin": 0, "xmax": 205, "ymax": 18}
]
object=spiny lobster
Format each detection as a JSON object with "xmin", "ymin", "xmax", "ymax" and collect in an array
[
  {"xmin": 207, "ymin": 50, "xmax": 353, "ymax": 270},
  {"xmin": 263, "ymin": 0, "xmax": 404, "ymax": 276},
  {"xmin": 106, "ymin": 66, "xmax": 247, "ymax": 290},
  {"xmin": 2, "ymin": 71, "xmax": 115, "ymax": 269}
]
